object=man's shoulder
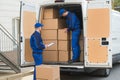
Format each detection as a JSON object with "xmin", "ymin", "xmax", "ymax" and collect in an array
[
  {"xmin": 70, "ymin": 12, "xmax": 75, "ymax": 15},
  {"xmin": 31, "ymin": 31, "xmax": 41, "ymax": 38},
  {"xmin": 69, "ymin": 12, "xmax": 76, "ymax": 18},
  {"xmin": 30, "ymin": 32, "xmax": 35, "ymax": 38}
]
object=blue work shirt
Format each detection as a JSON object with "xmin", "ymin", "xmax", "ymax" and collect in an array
[
  {"xmin": 66, "ymin": 12, "xmax": 80, "ymax": 31},
  {"xmin": 30, "ymin": 31, "xmax": 45, "ymax": 53}
]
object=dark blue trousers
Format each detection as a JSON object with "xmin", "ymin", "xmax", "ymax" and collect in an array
[
  {"xmin": 71, "ymin": 29, "xmax": 81, "ymax": 61},
  {"xmin": 32, "ymin": 53, "xmax": 43, "ymax": 80}
]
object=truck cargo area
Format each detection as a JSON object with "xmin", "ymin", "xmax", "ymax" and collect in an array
[{"xmin": 40, "ymin": 3, "xmax": 84, "ymax": 67}]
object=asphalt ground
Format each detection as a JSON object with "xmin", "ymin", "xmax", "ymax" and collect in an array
[{"xmin": 61, "ymin": 62, "xmax": 120, "ymax": 80}]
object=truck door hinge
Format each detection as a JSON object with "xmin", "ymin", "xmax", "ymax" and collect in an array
[{"xmin": 84, "ymin": 17, "xmax": 88, "ymax": 20}]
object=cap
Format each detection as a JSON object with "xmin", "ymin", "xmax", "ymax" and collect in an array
[
  {"xmin": 59, "ymin": 8, "xmax": 66, "ymax": 16},
  {"xmin": 34, "ymin": 23, "xmax": 43, "ymax": 28}
]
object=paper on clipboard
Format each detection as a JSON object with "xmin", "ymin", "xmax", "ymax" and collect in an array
[{"xmin": 47, "ymin": 42, "xmax": 55, "ymax": 47}]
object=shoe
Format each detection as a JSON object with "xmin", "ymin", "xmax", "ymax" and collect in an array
[
  {"xmin": 68, "ymin": 60, "xmax": 73, "ymax": 64},
  {"xmin": 75, "ymin": 59, "xmax": 80, "ymax": 62},
  {"xmin": 68, "ymin": 60, "xmax": 80, "ymax": 64}
]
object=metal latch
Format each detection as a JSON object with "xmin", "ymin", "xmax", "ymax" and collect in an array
[
  {"xmin": 101, "ymin": 38, "xmax": 109, "ymax": 45},
  {"xmin": 84, "ymin": 17, "xmax": 88, "ymax": 20}
]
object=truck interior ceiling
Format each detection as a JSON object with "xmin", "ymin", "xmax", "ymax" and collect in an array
[{"xmin": 40, "ymin": 4, "xmax": 84, "ymax": 64}]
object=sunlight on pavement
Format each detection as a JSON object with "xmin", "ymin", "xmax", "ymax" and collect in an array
[{"xmin": 20, "ymin": 75, "xmax": 33, "ymax": 80}]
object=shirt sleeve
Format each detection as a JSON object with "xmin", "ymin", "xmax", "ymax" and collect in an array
[
  {"xmin": 30, "ymin": 36, "xmax": 34, "ymax": 50},
  {"xmin": 71, "ymin": 13, "xmax": 76, "ymax": 28}
]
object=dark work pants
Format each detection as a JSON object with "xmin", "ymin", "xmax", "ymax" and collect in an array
[
  {"xmin": 32, "ymin": 53, "xmax": 43, "ymax": 80},
  {"xmin": 71, "ymin": 29, "xmax": 81, "ymax": 61}
]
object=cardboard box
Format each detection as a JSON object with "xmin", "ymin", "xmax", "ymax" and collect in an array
[
  {"xmin": 58, "ymin": 41, "xmax": 70, "ymax": 51},
  {"xmin": 25, "ymin": 39, "xmax": 34, "ymax": 62},
  {"xmin": 58, "ymin": 29, "xmax": 70, "ymax": 40},
  {"xmin": 41, "ymin": 30, "xmax": 57, "ymax": 40},
  {"xmin": 42, "ymin": 19, "xmax": 66, "ymax": 29},
  {"xmin": 59, "ymin": 51, "xmax": 70, "ymax": 62},
  {"xmin": 43, "ymin": 51, "xmax": 58, "ymax": 62},
  {"xmin": 44, "ymin": 8, "xmax": 59, "ymax": 19},
  {"xmin": 36, "ymin": 65, "xmax": 60, "ymax": 80},
  {"xmin": 80, "ymin": 39, "xmax": 84, "ymax": 50},
  {"xmin": 43, "ymin": 40, "xmax": 58, "ymax": 50},
  {"xmin": 71, "ymin": 50, "xmax": 84, "ymax": 62},
  {"xmin": 80, "ymin": 51, "xmax": 84, "ymax": 62}
]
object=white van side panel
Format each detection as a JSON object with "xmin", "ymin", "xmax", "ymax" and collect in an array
[{"xmin": 111, "ymin": 10, "xmax": 120, "ymax": 55}]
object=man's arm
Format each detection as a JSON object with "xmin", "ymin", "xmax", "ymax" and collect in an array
[
  {"xmin": 71, "ymin": 13, "xmax": 76, "ymax": 28},
  {"xmin": 68, "ymin": 13, "xmax": 76, "ymax": 30},
  {"xmin": 34, "ymin": 36, "xmax": 46, "ymax": 50}
]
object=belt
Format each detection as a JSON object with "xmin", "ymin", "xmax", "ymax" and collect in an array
[
  {"xmin": 33, "ymin": 52, "xmax": 42, "ymax": 54},
  {"xmin": 72, "ymin": 28, "xmax": 80, "ymax": 31}
]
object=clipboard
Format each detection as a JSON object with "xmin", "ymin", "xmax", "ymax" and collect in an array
[{"xmin": 47, "ymin": 42, "xmax": 55, "ymax": 47}]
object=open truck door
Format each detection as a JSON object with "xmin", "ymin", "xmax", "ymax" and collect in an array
[
  {"xmin": 85, "ymin": 0, "xmax": 112, "ymax": 68},
  {"xmin": 20, "ymin": 1, "xmax": 36, "ymax": 66}
]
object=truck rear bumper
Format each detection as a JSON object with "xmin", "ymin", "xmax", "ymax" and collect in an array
[
  {"xmin": 51, "ymin": 62, "xmax": 84, "ymax": 72},
  {"xmin": 60, "ymin": 65, "xmax": 84, "ymax": 72}
]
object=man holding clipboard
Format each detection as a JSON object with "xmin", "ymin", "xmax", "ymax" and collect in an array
[{"xmin": 30, "ymin": 23, "xmax": 54, "ymax": 80}]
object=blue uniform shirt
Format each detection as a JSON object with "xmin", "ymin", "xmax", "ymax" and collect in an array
[
  {"xmin": 30, "ymin": 31, "xmax": 45, "ymax": 53},
  {"xmin": 66, "ymin": 12, "xmax": 80, "ymax": 31}
]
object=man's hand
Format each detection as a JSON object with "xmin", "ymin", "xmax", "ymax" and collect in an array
[
  {"xmin": 64, "ymin": 28, "xmax": 68, "ymax": 33},
  {"xmin": 45, "ymin": 44, "xmax": 48, "ymax": 48}
]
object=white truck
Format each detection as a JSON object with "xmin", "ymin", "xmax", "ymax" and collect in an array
[{"xmin": 20, "ymin": 0, "xmax": 120, "ymax": 76}]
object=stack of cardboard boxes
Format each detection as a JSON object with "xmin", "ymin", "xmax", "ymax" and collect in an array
[
  {"xmin": 41, "ymin": 8, "xmax": 70, "ymax": 63},
  {"xmin": 58, "ymin": 29, "xmax": 70, "ymax": 62},
  {"xmin": 41, "ymin": 8, "xmax": 59, "ymax": 62},
  {"xmin": 41, "ymin": 8, "xmax": 84, "ymax": 63}
]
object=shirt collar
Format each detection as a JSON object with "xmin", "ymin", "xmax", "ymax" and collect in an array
[
  {"xmin": 66, "ymin": 11, "xmax": 71, "ymax": 18},
  {"xmin": 35, "ymin": 31, "xmax": 40, "ymax": 34}
]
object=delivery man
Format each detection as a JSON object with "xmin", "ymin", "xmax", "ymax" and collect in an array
[
  {"xmin": 30, "ymin": 23, "xmax": 48, "ymax": 80},
  {"xmin": 59, "ymin": 8, "xmax": 81, "ymax": 63}
]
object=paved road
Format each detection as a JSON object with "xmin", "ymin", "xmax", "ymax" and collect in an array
[{"xmin": 61, "ymin": 62, "xmax": 120, "ymax": 80}]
